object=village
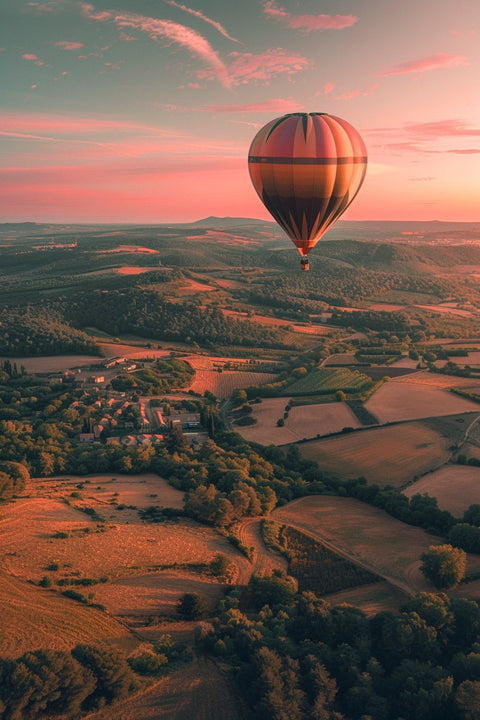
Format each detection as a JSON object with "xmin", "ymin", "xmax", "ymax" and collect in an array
[{"xmin": 44, "ymin": 354, "xmax": 209, "ymax": 449}]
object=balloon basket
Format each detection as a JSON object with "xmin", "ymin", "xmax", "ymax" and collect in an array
[{"xmin": 300, "ymin": 257, "xmax": 310, "ymax": 271}]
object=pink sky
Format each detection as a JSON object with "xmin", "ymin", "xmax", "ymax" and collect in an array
[{"xmin": 1, "ymin": 0, "xmax": 479, "ymax": 222}]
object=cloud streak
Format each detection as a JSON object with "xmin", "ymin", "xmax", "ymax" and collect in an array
[
  {"xmin": 380, "ymin": 52, "xmax": 468, "ymax": 76},
  {"xmin": 208, "ymin": 97, "xmax": 303, "ymax": 113},
  {"xmin": 82, "ymin": 3, "xmax": 230, "ymax": 86},
  {"xmin": 263, "ymin": 0, "xmax": 357, "ymax": 33},
  {"xmin": 163, "ymin": 0, "xmax": 241, "ymax": 43}
]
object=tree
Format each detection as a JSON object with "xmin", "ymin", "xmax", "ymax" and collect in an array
[
  {"xmin": 178, "ymin": 592, "xmax": 208, "ymax": 620},
  {"xmin": 420, "ymin": 544, "xmax": 466, "ymax": 588},
  {"xmin": 456, "ymin": 680, "xmax": 480, "ymax": 720}
]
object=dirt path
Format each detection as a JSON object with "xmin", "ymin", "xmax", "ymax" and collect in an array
[{"xmin": 233, "ymin": 518, "xmax": 288, "ymax": 584}]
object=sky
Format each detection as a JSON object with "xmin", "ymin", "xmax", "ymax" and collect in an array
[{"xmin": 1, "ymin": 0, "xmax": 479, "ymax": 223}]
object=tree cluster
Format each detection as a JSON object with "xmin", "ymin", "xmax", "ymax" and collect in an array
[
  {"xmin": 69, "ymin": 288, "xmax": 290, "ymax": 349},
  {"xmin": 0, "ymin": 306, "xmax": 99, "ymax": 357},
  {"xmin": 0, "ymin": 644, "xmax": 138, "ymax": 718},
  {"xmin": 209, "ymin": 583, "xmax": 480, "ymax": 720}
]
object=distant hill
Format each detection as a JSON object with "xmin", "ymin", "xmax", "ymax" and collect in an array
[{"xmin": 186, "ymin": 216, "xmax": 271, "ymax": 228}]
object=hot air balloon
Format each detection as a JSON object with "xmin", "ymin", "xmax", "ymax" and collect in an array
[{"xmin": 248, "ymin": 112, "xmax": 367, "ymax": 271}]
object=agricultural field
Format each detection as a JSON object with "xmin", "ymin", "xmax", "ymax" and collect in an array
[
  {"xmin": 272, "ymin": 496, "xmax": 480, "ymax": 589},
  {"xmin": 298, "ymin": 421, "xmax": 451, "ymax": 487},
  {"xmin": 281, "ymin": 525, "xmax": 380, "ymax": 595},
  {"xmin": 287, "ymin": 367, "xmax": 370, "ymax": 395},
  {"xmin": 392, "ymin": 370, "xmax": 480, "ymax": 388},
  {"xmin": 188, "ymin": 369, "xmax": 278, "ymax": 399},
  {"xmin": 404, "ymin": 465, "xmax": 480, "ymax": 516},
  {"xmin": 365, "ymin": 377, "xmax": 480, "ymax": 422},
  {"xmin": 236, "ymin": 397, "xmax": 361, "ymax": 445}
]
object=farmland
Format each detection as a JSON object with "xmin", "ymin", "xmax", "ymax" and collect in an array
[
  {"xmin": 280, "ymin": 525, "xmax": 380, "ymax": 595},
  {"xmin": 188, "ymin": 369, "xmax": 278, "ymax": 399},
  {"xmin": 404, "ymin": 465, "xmax": 480, "ymax": 516},
  {"xmin": 236, "ymin": 397, "xmax": 361, "ymax": 445},
  {"xmin": 297, "ymin": 421, "xmax": 451, "ymax": 487},
  {"xmin": 272, "ymin": 495, "xmax": 480, "ymax": 588},
  {"xmin": 365, "ymin": 377, "xmax": 480, "ymax": 422},
  {"xmin": 285, "ymin": 367, "xmax": 372, "ymax": 396}
]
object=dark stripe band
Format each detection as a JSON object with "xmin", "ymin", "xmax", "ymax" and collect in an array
[{"xmin": 248, "ymin": 156, "xmax": 367, "ymax": 165}]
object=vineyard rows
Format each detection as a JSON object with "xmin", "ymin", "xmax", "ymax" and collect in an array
[
  {"xmin": 282, "ymin": 526, "xmax": 380, "ymax": 595},
  {"xmin": 286, "ymin": 367, "xmax": 371, "ymax": 396}
]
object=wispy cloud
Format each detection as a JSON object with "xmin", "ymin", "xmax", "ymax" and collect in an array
[
  {"xmin": 447, "ymin": 148, "xmax": 480, "ymax": 154},
  {"xmin": 208, "ymin": 97, "xmax": 303, "ymax": 113},
  {"xmin": 216, "ymin": 48, "xmax": 310, "ymax": 85},
  {"xmin": 28, "ymin": 0, "xmax": 66, "ymax": 12},
  {"xmin": 263, "ymin": 0, "xmax": 357, "ymax": 33},
  {"xmin": 163, "ymin": 0, "xmax": 241, "ymax": 43},
  {"xmin": 404, "ymin": 119, "xmax": 480, "ymax": 138},
  {"xmin": 369, "ymin": 118, "xmax": 480, "ymax": 156},
  {"xmin": 81, "ymin": 4, "xmax": 230, "ymax": 86},
  {"xmin": 54, "ymin": 41, "xmax": 84, "ymax": 50},
  {"xmin": 80, "ymin": 3, "xmax": 112, "ymax": 21},
  {"xmin": 335, "ymin": 82, "xmax": 379, "ymax": 101},
  {"xmin": 22, "ymin": 53, "xmax": 47, "ymax": 67},
  {"xmin": 379, "ymin": 52, "xmax": 468, "ymax": 77},
  {"xmin": 0, "ymin": 112, "xmax": 184, "ymax": 137}
]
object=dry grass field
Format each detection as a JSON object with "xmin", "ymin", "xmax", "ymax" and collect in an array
[
  {"xmin": 365, "ymin": 378, "xmax": 480, "ymax": 422},
  {"xmin": 404, "ymin": 465, "xmax": 480, "ymax": 515},
  {"xmin": 0, "ymin": 475, "xmax": 250, "ymax": 618},
  {"xmin": 392, "ymin": 370, "xmax": 480, "ymax": 388},
  {"xmin": 114, "ymin": 266, "xmax": 160, "ymax": 275},
  {"xmin": 324, "ymin": 353, "xmax": 360, "ymax": 365},
  {"xmin": 236, "ymin": 398, "xmax": 361, "ymax": 445},
  {"xmin": 272, "ymin": 496, "xmax": 480, "ymax": 588},
  {"xmin": 298, "ymin": 421, "xmax": 451, "ymax": 487},
  {"xmin": 0, "ymin": 570, "xmax": 135, "ymax": 658}
]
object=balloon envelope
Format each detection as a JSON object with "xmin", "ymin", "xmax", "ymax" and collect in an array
[{"xmin": 248, "ymin": 112, "xmax": 367, "ymax": 258}]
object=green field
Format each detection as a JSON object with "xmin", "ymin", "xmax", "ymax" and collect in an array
[{"xmin": 285, "ymin": 367, "xmax": 372, "ymax": 396}]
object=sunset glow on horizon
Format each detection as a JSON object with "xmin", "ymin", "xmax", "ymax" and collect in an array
[{"xmin": 1, "ymin": 0, "xmax": 479, "ymax": 223}]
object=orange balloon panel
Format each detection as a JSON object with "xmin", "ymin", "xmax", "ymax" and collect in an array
[{"xmin": 248, "ymin": 112, "xmax": 367, "ymax": 257}]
